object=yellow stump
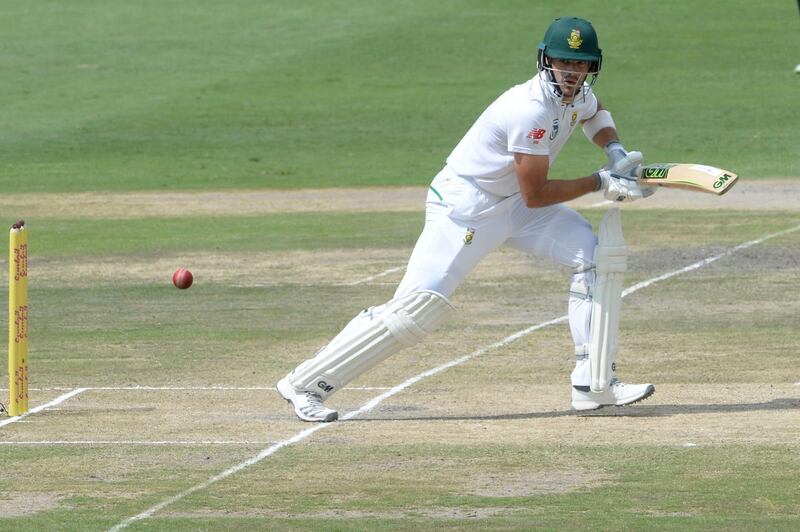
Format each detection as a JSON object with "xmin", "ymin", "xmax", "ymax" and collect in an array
[{"xmin": 9, "ymin": 221, "xmax": 28, "ymax": 416}]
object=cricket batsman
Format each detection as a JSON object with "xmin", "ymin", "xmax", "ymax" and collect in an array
[{"xmin": 278, "ymin": 17, "xmax": 656, "ymax": 422}]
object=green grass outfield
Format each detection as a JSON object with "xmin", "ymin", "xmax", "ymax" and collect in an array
[
  {"xmin": 2, "ymin": 0, "xmax": 799, "ymax": 192},
  {"xmin": 1, "ymin": 1, "xmax": 800, "ymax": 530}
]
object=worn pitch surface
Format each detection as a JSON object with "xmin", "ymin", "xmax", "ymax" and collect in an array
[{"xmin": 1, "ymin": 185, "xmax": 799, "ymax": 529}]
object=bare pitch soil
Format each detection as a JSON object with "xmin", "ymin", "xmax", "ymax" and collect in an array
[{"xmin": 1, "ymin": 180, "xmax": 797, "ymax": 219}]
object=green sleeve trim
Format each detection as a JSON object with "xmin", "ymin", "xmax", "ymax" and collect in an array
[{"xmin": 429, "ymin": 185, "xmax": 444, "ymax": 201}]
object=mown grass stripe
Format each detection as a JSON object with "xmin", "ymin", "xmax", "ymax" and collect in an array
[{"xmin": 109, "ymin": 221, "xmax": 799, "ymax": 530}]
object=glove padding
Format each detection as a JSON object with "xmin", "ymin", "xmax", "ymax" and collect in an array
[
  {"xmin": 595, "ymin": 169, "xmax": 655, "ymax": 202},
  {"xmin": 603, "ymin": 149, "xmax": 658, "ymax": 199},
  {"xmin": 607, "ymin": 150, "xmax": 643, "ymax": 175},
  {"xmin": 604, "ymin": 141, "xmax": 632, "ymax": 171}
]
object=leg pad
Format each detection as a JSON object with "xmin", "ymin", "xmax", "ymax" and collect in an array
[
  {"xmin": 589, "ymin": 209, "xmax": 626, "ymax": 392},
  {"xmin": 288, "ymin": 291, "xmax": 454, "ymax": 399}
]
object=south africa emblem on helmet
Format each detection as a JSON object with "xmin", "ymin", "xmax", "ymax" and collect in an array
[
  {"xmin": 464, "ymin": 227, "xmax": 476, "ymax": 246},
  {"xmin": 567, "ymin": 29, "xmax": 582, "ymax": 49}
]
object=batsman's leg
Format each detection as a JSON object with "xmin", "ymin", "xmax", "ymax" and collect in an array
[
  {"xmin": 589, "ymin": 208, "xmax": 626, "ymax": 392},
  {"xmin": 505, "ymin": 203, "xmax": 653, "ymax": 410},
  {"xmin": 570, "ymin": 209, "xmax": 654, "ymax": 411},
  {"xmin": 278, "ymin": 289, "xmax": 454, "ymax": 421},
  {"xmin": 279, "ymin": 174, "xmax": 508, "ymax": 422}
]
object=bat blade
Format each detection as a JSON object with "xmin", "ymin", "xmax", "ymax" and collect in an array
[{"xmin": 638, "ymin": 163, "xmax": 738, "ymax": 195}]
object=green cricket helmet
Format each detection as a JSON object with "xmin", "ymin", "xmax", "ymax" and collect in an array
[{"xmin": 537, "ymin": 17, "xmax": 603, "ymax": 99}]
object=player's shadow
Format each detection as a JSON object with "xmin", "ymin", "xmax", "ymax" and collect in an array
[{"xmin": 354, "ymin": 397, "xmax": 800, "ymax": 421}]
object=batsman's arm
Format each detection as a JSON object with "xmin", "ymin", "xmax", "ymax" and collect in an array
[
  {"xmin": 582, "ymin": 102, "xmax": 640, "ymax": 173},
  {"xmin": 514, "ymin": 153, "xmax": 598, "ymax": 208},
  {"xmin": 582, "ymin": 102, "xmax": 619, "ymax": 148}
]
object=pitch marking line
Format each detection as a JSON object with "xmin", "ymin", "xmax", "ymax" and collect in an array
[
  {"xmin": 110, "ymin": 222, "xmax": 800, "ymax": 530},
  {"xmin": 83, "ymin": 385, "xmax": 391, "ymax": 391},
  {"xmin": 624, "ymin": 222, "xmax": 800, "ymax": 295},
  {"xmin": 0, "ymin": 440, "xmax": 278, "ymax": 446},
  {"xmin": 0, "ymin": 386, "xmax": 391, "ymax": 392},
  {"xmin": 0, "ymin": 388, "xmax": 87, "ymax": 429},
  {"xmin": 346, "ymin": 266, "xmax": 405, "ymax": 286},
  {"xmin": 109, "ymin": 424, "xmax": 328, "ymax": 531}
]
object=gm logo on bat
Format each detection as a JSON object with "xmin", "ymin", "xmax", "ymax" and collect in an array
[{"xmin": 714, "ymin": 174, "xmax": 733, "ymax": 189}]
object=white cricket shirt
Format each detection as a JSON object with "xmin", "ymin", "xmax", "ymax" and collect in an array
[{"xmin": 446, "ymin": 72, "xmax": 598, "ymax": 197}]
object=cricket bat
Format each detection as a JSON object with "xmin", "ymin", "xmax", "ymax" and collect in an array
[{"xmin": 637, "ymin": 163, "xmax": 738, "ymax": 195}]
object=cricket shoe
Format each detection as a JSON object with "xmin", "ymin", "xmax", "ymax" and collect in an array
[
  {"xmin": 277, "ymin": 376, "xmax": 338, "ymax": 422},
  {"xmin": 571, "ymin": 378, "xmax": 655, "ymax": 411}
]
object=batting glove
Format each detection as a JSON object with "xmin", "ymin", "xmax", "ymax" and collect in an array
[
  {"xmin": 595, "ymin": 169, "xmax": 650, "ymax": 202},
  {"xmin": 601, "ymin": 146, "xmax": 657, "ymax": 199}
]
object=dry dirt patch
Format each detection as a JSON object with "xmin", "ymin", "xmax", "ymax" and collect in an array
[
  {"xmin": 2, "ymin": 180, "xmax": 797, "ymax": 220},
  {"xmin": 467, "ymin": 469, "xmax": 612, "ymax": 497},
  {"xmin": 166, "ymin": 507, "xmax": 511, "ymax": 520},
  {"xmin": 0, "ymin": 492, "xmax": 63, "ymax": 517},
  {"xmin": 26, "ymin": 247, "xmax": 543, "ymax": 288},
  {"xmin": 0, "ymin": 188, "xmax": 426, "ymax": 219},
  {"xmin": 28, "ymin": 248, "xmax": 409, "ymax": 287},
  {"xmin": 569, "ymin": 178, "xmax": 800, "ymax": 211},
  {"xmin": 333, "ymin": 384, "xmax": 800, "ymax": 447}
]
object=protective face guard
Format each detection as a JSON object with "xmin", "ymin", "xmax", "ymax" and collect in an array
[{"xmin": 537, "ymin": 51, "xmax": 599, "ymax": 104}]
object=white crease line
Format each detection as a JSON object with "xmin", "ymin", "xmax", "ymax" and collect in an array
[
  {"xmin": 85, "ymin": 386, "xmax": 391, "ymax": 391},
  {"xmin": 342, "ymin": 314, "xmax": 569, "ymax": 421},
  {"xmin": 586, "ymin": 199, "xmax": 614, "ymax": 208},
  {"xmin": 0, "ymin": 440, "xmax": 277, "ymax": 446},
  {"xmin": 345, "ymin": 266, "xmax": 405, "ymax": 286},
  {"xmin": 88, "ymin": 386, "xmax": 282, "ymax": 391},
  {"xmin": 109, "ymin": 424, "xmax": 328, "ymax": 532},
  {"xmin": 0, "ymin": 386, "xmax": 391, "ymax": 392},
  {"xmin": 0, "ymin": 388, "xmax": 87, "ymax": 428},
  {"xmin": 110, "ymin": 222, "xmax": 800, "ymax": 530},
  {"xmin": 622, "ymin": 222, "xmax": 800, "ymax": 296}
]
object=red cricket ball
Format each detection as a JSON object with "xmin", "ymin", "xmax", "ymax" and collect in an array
[{"xmin": 172, "ymin": 268, "xmax": 193, "ymax": 289}]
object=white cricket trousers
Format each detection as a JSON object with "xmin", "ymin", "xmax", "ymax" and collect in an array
[
  {"xmin": 293, "ymin": 166, "xmax": 599, "ymax": 393},
  {"xmin": 395, "ymin": 167, "xmax": 597, "ymax": 386}
]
